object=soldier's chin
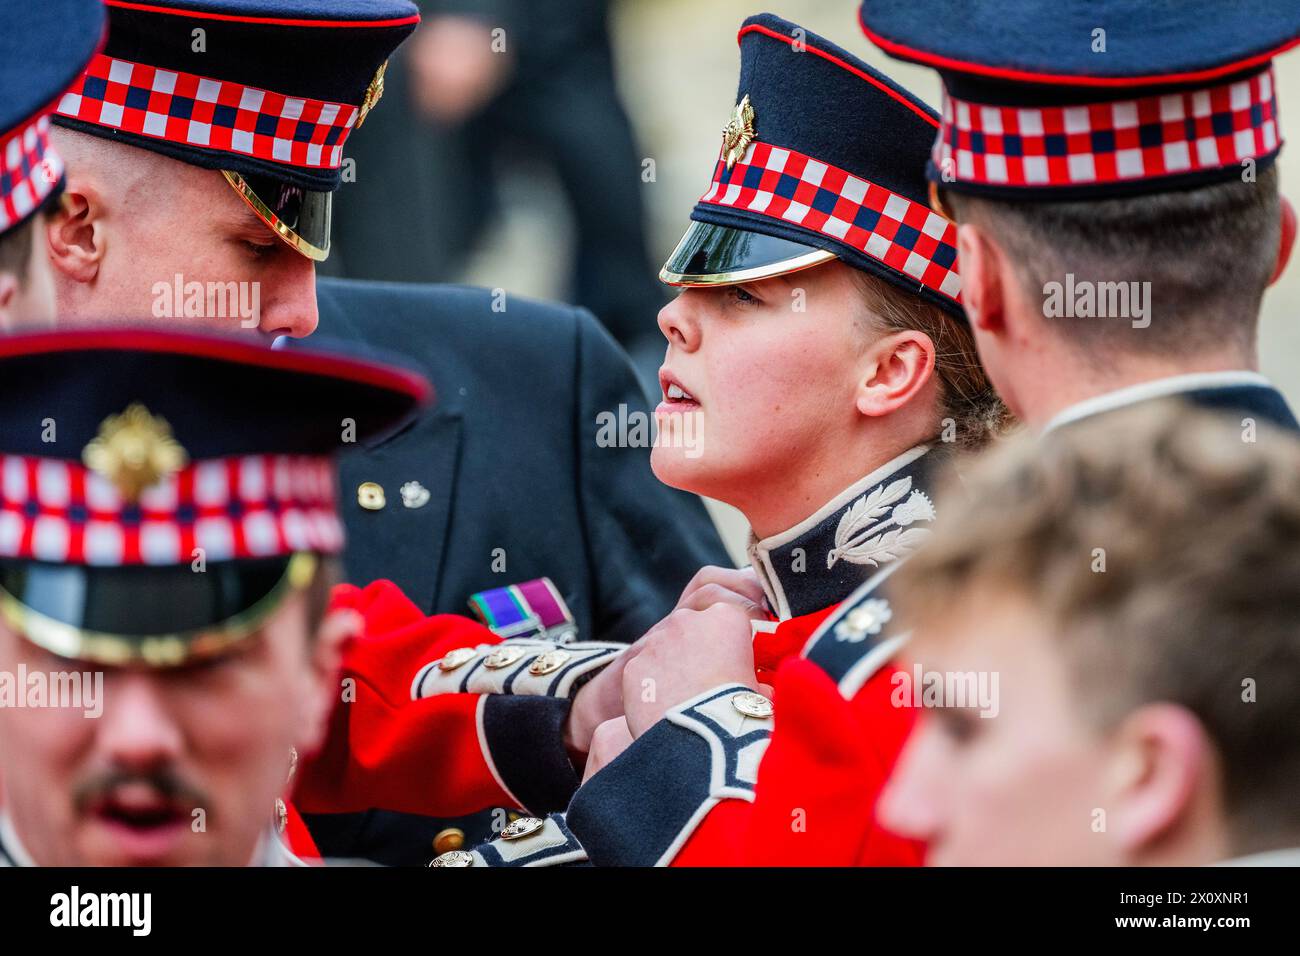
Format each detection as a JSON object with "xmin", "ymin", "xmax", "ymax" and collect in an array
[{"xmin": 650, "ymin": 441, "xmax": 712, "ymax": 495}]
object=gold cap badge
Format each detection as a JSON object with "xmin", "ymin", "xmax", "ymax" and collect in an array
[
  {"xmin": 82, "ymin": 403, "xmax": 189, "ymax": 502},
  {"xmin": 722, "ymin": 94, "xmax": 756, "ymax": 170},
  {"xmin": 356, "ymin": 61, "xmax": 388, "ymax": 129}
]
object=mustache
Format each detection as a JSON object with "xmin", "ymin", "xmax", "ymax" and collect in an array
[{"xmin": 72, "ymin": 767, "xmax": 209, "ymax": 814}]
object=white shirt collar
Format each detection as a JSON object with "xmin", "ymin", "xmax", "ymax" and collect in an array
[
  {"xmin": 1042, "ymin": 371, "xmax": 1273, "ymax": 434},
  {"xmin": 0, "ymin": 813, "xmax": 38, "ymax": 867},
  {"xmin": 253, "ymin": 829, "xmax": 307, "ymax": 866},
  {"xmin": 0, "ymin": 813, "xmax": 302, "ymax": 867}
]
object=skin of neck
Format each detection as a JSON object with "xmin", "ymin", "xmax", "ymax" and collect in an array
[
  {"xmin": 990, "ymin": 277, "xmax": 1258, "ymax": 430},
  {"xmin": 1020, "ymin": 341, "xmax": 1257, "ymax": 431}
]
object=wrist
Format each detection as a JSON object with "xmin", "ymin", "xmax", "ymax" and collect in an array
[{"xmin": 563, "ymin": 684, "xmax": 598, "ymax": 754}]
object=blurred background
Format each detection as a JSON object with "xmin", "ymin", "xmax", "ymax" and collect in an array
[{"xmin": 326, "ymin": 0, "xmax": 1300, "ymax": 562}]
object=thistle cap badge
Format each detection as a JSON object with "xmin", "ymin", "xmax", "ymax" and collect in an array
[
  {"xmin": 722, "ymin": 94, "xmax": 756, "ymax": 170},
  {"xmin": 82, "ymin": 403, "xmax": 189, "ymax": 502},
  {"xmin": 356, "ymin": 60, "xmax": 388, "ymax": 129}
]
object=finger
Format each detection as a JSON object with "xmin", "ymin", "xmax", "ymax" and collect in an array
[
  {"xmin": 700, "ymin": 598, "xmax": 770, "ymax": 627},
  {"xmin": 317, "ymin": 608, "xmax": 364, "ymax": 647},
  {"xmin": 678, "ymin": 565, "xmax": 767, "ymax": 610},
  {"xmin": 583, "ymin": 718, "xmax": 634, "ymax": 784},
  {"xmin": 678, "ymin": 582, "xmax": 764, "ymax": 615}
]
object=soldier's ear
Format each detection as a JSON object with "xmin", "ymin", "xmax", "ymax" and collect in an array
[
  {"xmin": 1268, "ymin": 195, "xmax": 1295, "ymax": 287},
  {"xmin": 45, "ymin": 183, "xmax": 106, "ymax": 284},
  {"xmin": 854, "ymin": 328, "xmax": 936, "ymax": 420},
  {"xmin": 955, "ymin": 222, "xmax": 1006, "ymax": 334},
  {"xmin": 1105, "ymin": 703, "xmax": 1216, "ymax": 860},
  {"xmin": 0, "ymin": 273, "xmax": 18, "ymax": 320}
]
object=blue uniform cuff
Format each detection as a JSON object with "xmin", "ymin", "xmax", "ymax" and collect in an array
[
  {"xmin": 482, "ymin": 695, "xmax": 581, "ymax": 814},
  {"xmin": 567, "ymin": 684, "xmax": 773, "ymax": 866}
]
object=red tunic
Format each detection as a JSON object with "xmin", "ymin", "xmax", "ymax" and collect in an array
[{"xmin": 292, "ymin": 581, "xmax": 517, "ymax": 820}]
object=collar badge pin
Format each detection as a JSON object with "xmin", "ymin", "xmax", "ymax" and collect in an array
[
  {"xmin": 834, "ymin": 598, "xmax": 893, "ymax": 643},
  {"xmin": 400, "ymin": 480, "xmax": 431, "ymax": 509}
]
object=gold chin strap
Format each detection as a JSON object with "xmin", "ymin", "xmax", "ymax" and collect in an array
[
  {"xmin": 221, "ymin": 170, "xmax": 330, "ymax": 262},
  {"xmin": 659, "ymin": 247, "xmax": 837, "ymax": 287},
  {"xmin": 0, "ymin": 552, "xmax": 319, "ymax": 669}
]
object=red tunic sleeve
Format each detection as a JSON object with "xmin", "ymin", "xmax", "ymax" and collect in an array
[{"xmin": 292, "ymin": 580, "xmax": 519, "ymax": 817}]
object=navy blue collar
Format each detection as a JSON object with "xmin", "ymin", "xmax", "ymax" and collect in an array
[
  {"xmin": 1044, "ymin": 372, "xmax": 1298, "ymax": 433},
  {"xmin": 1181, "ymin": 384, "xmax": 1299, "ymax": 431},
  {"xmin": 749, "ymin": 444, "xmax": 947, "ymax": 620}
]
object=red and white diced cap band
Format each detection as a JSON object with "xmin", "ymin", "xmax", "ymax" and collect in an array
[
  {"xmin": 701, "ymin": 139, "xmax": 962, "ymax": 304},
  {"xmin": 935, "ymin": 67, "xmax": 1280, "ymax": 190},
  {"xmin": 0, "ymin": 453, "xmax": 343, "ymax": 566},
  {"xmin": 56, "ymin": 54, "xmax": 360, "ymax": 172}
]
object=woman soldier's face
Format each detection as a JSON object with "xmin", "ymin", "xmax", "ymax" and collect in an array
[{"xmin": 651, "ymin": 259, "xmax": 871, "ymax": 508}]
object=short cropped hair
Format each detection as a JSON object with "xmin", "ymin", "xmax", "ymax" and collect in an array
[
  {"xmin": 893, "ymin": 400, "xmax": 1300, "ymax": 852},
  {"xmin": 941, "ymin": 166, "xmax": 1280, "ymax": 363}
]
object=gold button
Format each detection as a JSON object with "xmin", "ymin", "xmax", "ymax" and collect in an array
[
  {"xmin": 529, "ymin": 650, "xmax": 571, "ymax": 676},
  {"xmin": 275, "ymin": 798, "xmax": 288, "ymax": 834},
  {"xmin": 731, "ymin": 691, "xmax": 774, "ymax": 719},
  {"xmin": 483, "ymin": 645, "xmax": 525, "ymax": 670},
  {"xmin": 357, "ymin": 481, "xmax": 386, "ymax": 511},
  {"xmin": 428, "ymin": 849, "xmax": 474, "ymax": 867},
  {"xmin": 500, "ymin": 816, "xmax": 545, "ymax": 840},
  {"xmin": 433, "ymin": 827, "xmax": 465, "ymax": 855},
  {"xmin": 437, "ymin": 647, "xmax": 477, "ymax": 672}
]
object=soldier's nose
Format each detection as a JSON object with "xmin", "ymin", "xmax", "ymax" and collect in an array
[
  {"xmin": 94, "ymin": 674, "xmax": 186, "ymax": 771},
  {"xmin": 259, "ymin": 255, "xmax": 319, "ymax": 339},
  {"xmin": 656, "ymin": 293, "xmax": 701, "ymax": 352}
]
